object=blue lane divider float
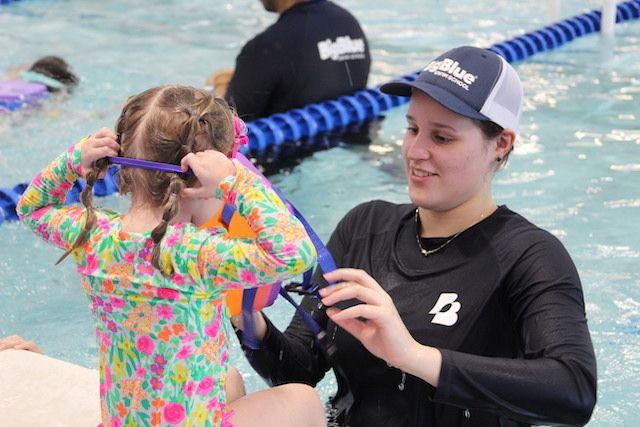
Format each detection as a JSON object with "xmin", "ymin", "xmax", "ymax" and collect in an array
[
  {"xmin": 0, "ymin": 0, "xmax": 22, "ymax": 5},
  {"xmin": 1, "ymin": 0, "xmax": 639, "ymax": 224}
]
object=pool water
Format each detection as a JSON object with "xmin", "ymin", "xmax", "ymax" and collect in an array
[{"xmin": 1, "ymin": 1, "xmax": 639, "ymax": 425}]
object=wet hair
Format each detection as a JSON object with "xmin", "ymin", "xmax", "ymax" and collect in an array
[
  {"xmin": 29, "ymin": 56, "xmax": 79, "ymax": 92},
  {"xmin": 472, "ymin": 118, "xmax": 513, "ymax": 167},
  {"xmin": 58, "ymin": 85, "xmax": 235, "ymax": 274}
]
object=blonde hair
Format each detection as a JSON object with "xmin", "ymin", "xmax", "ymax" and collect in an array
[{"xmin": 58, "ymin": 86, "xmax": 235, "ymax": 273}]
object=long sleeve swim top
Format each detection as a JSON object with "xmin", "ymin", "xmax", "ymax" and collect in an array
[
  {"xmin": 17, "ymin": 141, "xmax": 316, "ymax": 427},
  {"xmin": 239, "ymin": 201, "xmax": 597, "ymax": 427}
]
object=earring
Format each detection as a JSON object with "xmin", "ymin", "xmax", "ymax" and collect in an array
[{"xmin": 495, "ymin": 156, "xmax": 503, "ymax": 162}]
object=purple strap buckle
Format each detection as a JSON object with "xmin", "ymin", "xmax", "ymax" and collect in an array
[{"xmin": 107, "ymin": 157, "xmax": 193, "ymax": 176}]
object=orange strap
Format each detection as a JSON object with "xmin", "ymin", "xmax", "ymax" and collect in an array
[{"xmin": 199, "ymin": 203, "xmax": 273, "ymax": 315}]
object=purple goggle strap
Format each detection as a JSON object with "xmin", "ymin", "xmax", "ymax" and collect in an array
[{"xmin": 107, "ymin": 156, "xmax": 193, "ymax": 176}]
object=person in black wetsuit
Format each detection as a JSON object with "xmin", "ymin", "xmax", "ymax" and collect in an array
[
  {"xmin": 233, "ymin": 46, "xmax": 597, "ymax": 426},
  {"xmin": 208, "ymin": 0, "xmax": 371, "ymax": 121}
]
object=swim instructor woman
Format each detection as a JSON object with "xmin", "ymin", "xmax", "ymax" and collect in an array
[{"xmin": 235, "ymin": 46, "xmax": 597, "ymax": 426}]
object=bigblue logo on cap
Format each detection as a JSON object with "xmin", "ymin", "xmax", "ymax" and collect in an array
[
  {"xmin": 423, "ymin": 58, "xmax": 478, "ymax": 91},
  {"xmin": 379, "ymin": 45, "xmax": 523, "ymax": 131}
]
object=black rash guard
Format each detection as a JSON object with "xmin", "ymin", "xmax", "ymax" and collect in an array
[
  {"xmin": 225, "ymin": 0, "xmax": 371, "ymax": 120},
  {"xmin": 238, "ymin": 201, "xmax": 597, "ymax": 427}
]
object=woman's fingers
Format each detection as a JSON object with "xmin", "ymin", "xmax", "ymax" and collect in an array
[
  {"xmin": 324, "ymin": 268, "xmax": 385, "ymax": 292},
  {"xmin": 320, "ymin": 281, "xmax": 383, "ymax": 307},
  {"xmin": 326, "ymin": 303, "xmax": 385, "ymax": 323}
]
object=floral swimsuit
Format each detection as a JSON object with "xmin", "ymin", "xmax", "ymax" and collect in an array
[{"xmin": 17, "ymin": 142, "xmax": 317, "ymax": 427}]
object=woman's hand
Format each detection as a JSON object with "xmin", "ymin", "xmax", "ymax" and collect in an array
[
  {"xmin": 320, "ymin": 268, "xmax": 418, "ymax": 369},
  {"xmin": 80, "ymin": 128, "xmax": 119, "ymax": 178},
  {"xmin": 0, "ymin": 335, "xmax": 42, "ymax": 354},
  {"xmin": 320, "ymin": 268, "xmax": 442, "ymax": 386},
  {"xmin": 180, "ymin": 150, "xmax": 236, "ymax": 199}
]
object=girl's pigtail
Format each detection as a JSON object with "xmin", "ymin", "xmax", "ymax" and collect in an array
[
  {"xmin": 150, "ymin": 174, "xmax": 185, "ymax": 275},
  {"xmin": 56, "ymin": 158, "xmax": 110, "ymax": 265}
]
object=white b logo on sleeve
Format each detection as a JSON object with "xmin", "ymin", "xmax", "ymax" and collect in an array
[{"xmin": 429, "ymin": 293, "xmax": 461, "ymax": 326}]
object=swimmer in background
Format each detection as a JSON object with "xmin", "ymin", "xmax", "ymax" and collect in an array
[{"xmin": 5, "ymin": 55, "xmax": 78, "ymax": 93}]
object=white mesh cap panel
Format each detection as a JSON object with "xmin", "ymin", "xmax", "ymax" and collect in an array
[{"xmin": 479, "ymin": 56, "xmax": 523, "ymax": 131}]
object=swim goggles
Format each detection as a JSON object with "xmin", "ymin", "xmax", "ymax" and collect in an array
[
  {"xmin": 20, "ymin": 71, "xmax": 66, "ymax": 90},
  {"xmin": 107, "ymin": 116, "xmax": 249, "ymax": 174}
]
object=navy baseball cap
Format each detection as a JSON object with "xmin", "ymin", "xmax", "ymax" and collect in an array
[{"xmin": 380, "ymin": 46, "xmax": 523, "ymax": 131}]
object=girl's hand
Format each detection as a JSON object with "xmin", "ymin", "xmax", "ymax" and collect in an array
[
  {"xmin": 180, "ymin": 150, "xmax": 236, "ymax": 199},
  {"xmin": 80, "ymin": 128, "xmax": 119, "ymax": 178},
  {"xmin": 320, "ymin": 268, "xmax": 419, "ymax": 370}
]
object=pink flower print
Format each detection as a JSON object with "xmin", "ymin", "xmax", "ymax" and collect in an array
[
  {"xmin": 110, "ymin": 418, "xmax": 122, "ymax": 427},
  {"xmin": 176, "ymin": 345, "xmax": 192, "ymax": 360},
  {"xmin": 240, "ymin": 270, "xmax": 257, "ymax": 285},
  {"xmin": 170, "ymin": 273, "xmax": 185, "ymax": 285},
  {"xmin": 85, "ymin": 253, "xmax": 98, "ymax": 274},
  {"xmin": 197, "ymin": 376, "xmax": 215, "ymax": 396},
  {"xmin": 36, "ymin": 223, "xmax": 50, "ymax": 240},
  {"xmin": 281, "ymin": 243, "xmax": 297, "ymax": 257},
  {"xmin": 52, "ymin": 230, "xmax": 64, "ymax": 247},
  {"xmin": 136, "ymin": 336, "xmax": 155, "ymax": 355},
  {"xmin": 124, "ymin": 252, "xmax": 134, "ymax": 263},
  {"xmin": 156, "ymin": 305, "xmax": 174, "ymax": 320},
  {"xmin": 183, "ymin": 381, "xmax": 195, "ymax": 396},
  {"xmin": 29, "ymin": 205, "xmax": 50, "ymax": 221},
  {"xmin": 136, "ymin": 366, "xmax": 147, "ymax": 378},
  {"xmin": 104, "ymin": 304, "xmax": 113, "ymax": 314},
  {"xmin": 105, "ymin": 366, "xmax": 113, "ymax": 390},
  {"xmin": 150, "ymin": 377, "xmax": 163, "ymax": 391},
  {"xmin": 97, "ymin": 217, "xmax": 111, "ymax": 233},
  {"xmin": 106, "ymin": 320, "xmax": 118, "ymax": 333},
  {"xmin": 163, "ymin": 402, "xmax": 186, "ymax": 425},
  {"xmin": 100, "ymin": 333, "xmax": 111, "ymax": 349},
  {"xmin": 206, "ymin": 398, "xmax": 221, "ymax": 411},
  {"xmin": 183, "ymin": 332, "xmax": 197, "ymax": 342},
  {"xmin": 204, "ymin": 321, "xmax": 220, "ymax": 338},
  {"xmin": 110, "ymin": 297, "xmax": 125, "ymax": 309},
  {"xmin": 165, "ymin": 232, "xmax": 179, "ymax": 248},
  {"xmin": 32, "ymin": 175, "xmax": 43, "ymax": 187},
  {"xmin": 157, "ymin": 288, "xmax": 180, "ymax": 300}
]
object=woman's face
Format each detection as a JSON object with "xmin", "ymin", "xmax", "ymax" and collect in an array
[{"xmin": 402, "ymin": 91, "xmax": 498, "ymax": 212}]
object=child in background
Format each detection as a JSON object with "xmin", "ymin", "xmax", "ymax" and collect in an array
[
  {"xmin": 5, "ymin": 55, "xmax": 78, "ymax": 92},
  {"xmin": 17, "ymin": 85, "xmax": 326, "ymax": 427}
]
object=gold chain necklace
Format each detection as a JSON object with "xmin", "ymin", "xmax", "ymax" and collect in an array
[
  {"xmin": 414, "ymin": 204, "xmax": 497, "ymax": 257},
  {"xmin": 414, "ymin": 208, "xmax": 461, "ymax": 257}
]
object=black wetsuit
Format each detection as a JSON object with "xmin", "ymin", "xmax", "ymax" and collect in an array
[
  {"xmin": 238, "ymin": 201, "xmax": 597, "ymax": 427},
  {"xmin": 225, "ymin": 0, "xmax": 371, "ymax": 120}
]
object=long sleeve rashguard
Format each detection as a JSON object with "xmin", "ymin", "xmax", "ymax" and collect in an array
[
  {"xmin": 17, "ymin": 141, "xmax": 317, "ymax": 427},
  {"xmin": 238, "ymin": 201, "xmax": 597, "ymax": 427}
]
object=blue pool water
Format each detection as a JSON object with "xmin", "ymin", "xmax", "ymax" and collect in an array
[{"xmin": 1, "ymin": 1, "xmax": 639, "ymax": 425}]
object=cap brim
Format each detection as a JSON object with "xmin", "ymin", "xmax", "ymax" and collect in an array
[{"xmin": 380, "ymin": 80, "xmax": 489, "ymax": 122}]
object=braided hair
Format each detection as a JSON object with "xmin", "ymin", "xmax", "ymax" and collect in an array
[{"xmin": 58, "ymin": 86, "xmax": 235, "ymax": 273}]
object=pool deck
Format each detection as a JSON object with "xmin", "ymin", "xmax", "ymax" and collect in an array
[{"xmin": 0, "ymin": 349, "xmax": 100, "ymax": 426}]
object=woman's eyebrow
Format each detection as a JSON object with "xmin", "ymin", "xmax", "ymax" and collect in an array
[{"xmin": 405, "ymin": 114, "xmax": 457, "ymax": 131}]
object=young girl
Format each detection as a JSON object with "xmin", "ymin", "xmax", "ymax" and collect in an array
[{"xmin": 17, "ymin": 85, "xmax": 326, "ymax": 427}]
